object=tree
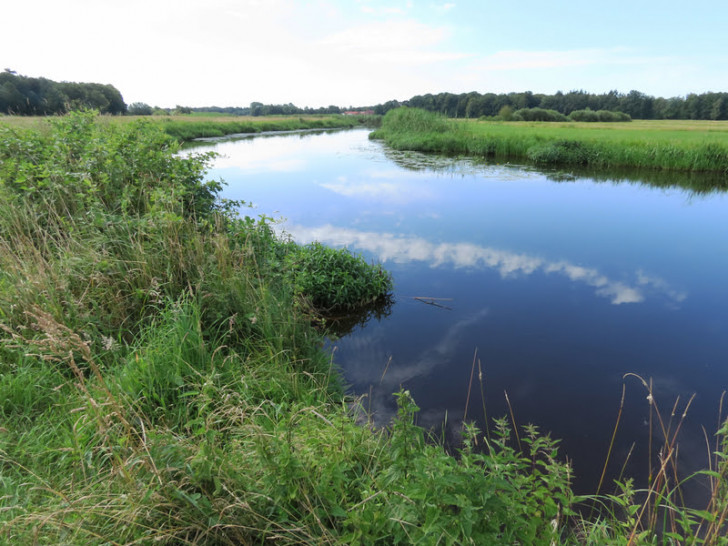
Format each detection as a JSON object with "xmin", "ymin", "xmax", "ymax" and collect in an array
[{"xmin": 128, "ymin": 102, "xmax": 154, "ymax": 115}]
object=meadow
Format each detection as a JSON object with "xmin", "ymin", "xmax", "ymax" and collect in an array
[
  {"xmin": 0, "ymin": 113, "xmax": 362, "ymax": 140},
  {"xmin": 1, "ymin": 112, "xmax": 727, "ymax": 544},
  {"xmin": 372, "ymin": 108, "xmax": 728, "ymax": 176}
]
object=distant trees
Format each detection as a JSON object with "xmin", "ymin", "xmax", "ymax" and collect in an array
[
  {"xmin": 381, "ymin": 89, "xmax": 728, "ymax": 121},
  {"xmin": 0, "ymin": 70, "xmax": 126, "ymax": 115},
  {"xmin": 245, "ymin": 102, "xmax": 343, "ymax": 116},
  {"xmin": 512, "ymin": 108, "xmax": 568, "ymax": 122},
  {"xmin": 127, "ymin": 102, "xmax": 153, "ymax": 115}
]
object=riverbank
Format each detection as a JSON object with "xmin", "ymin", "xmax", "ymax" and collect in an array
[
  {"xmin": 0, "ymin": 113, "xmax": 365, "ymax": 140},
  {"xmin": 0, "ymin": 113, "xmax": 580, "ymax": 544},
  {"xmin": 371, "ymin": 108, "xmax": 728, "ymax": 175}
]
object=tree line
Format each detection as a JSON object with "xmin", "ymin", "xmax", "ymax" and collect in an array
[
  {"xmin": 0, "ymin": 70, "xmax": 126, "ymax": 115},
  {"xmin": 374, "ymin": 90, "xmax": 728, "ymax": 120},
  {"xmin": 3, "ymin": 69, "xmax": 726, "ymax": 121}
]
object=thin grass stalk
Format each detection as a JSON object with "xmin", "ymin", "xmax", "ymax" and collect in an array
[
  {"xmin": 595, "ymin": 383, "xmax": 626, "ymax": 499},
  {"xmin": 717, "ymin": 391, "xmax": 726, "ymax": 473},
  {"xmin": 478, "ymin": 358, "xmax": 489, "ymax": 440},
  {"xmin": 462, "ymin": 348, "xmax": 477, "ymax": 423},
  {"xmin": 504, "ymin": 390, "xmax": 522, "ymax": 453}
]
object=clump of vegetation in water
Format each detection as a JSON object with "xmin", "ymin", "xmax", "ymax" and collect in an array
[{"xmin": 285, "ymin": 242, "xmax": 393, "ymax": 313}]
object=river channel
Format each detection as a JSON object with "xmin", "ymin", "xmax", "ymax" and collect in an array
[{"xmin": 190, "ymin": 127, "xmax": 728, "ymax": 498}]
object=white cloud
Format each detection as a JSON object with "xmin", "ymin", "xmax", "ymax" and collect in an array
[
  {"xmin": 282, "ymin": 224, "xmax": 686, "ymax": 306},
  {"xmin": 320, "ymin": 179, "xmax": 436, "ymax": 203},
  {"xmin": 319, "ymin": 20, "xmax": 466, "ymax": 65}
]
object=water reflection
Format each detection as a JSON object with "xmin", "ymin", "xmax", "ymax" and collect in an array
[
  {"xmin": 283, "ymin": 223, "xmax": 687, "ymax": 306},
  {"xmin": 322, "ymin": 295, "xmax": 394, "ymax": 338},
  {"xmin": 380, "ymin": 143, "xmax": 728, "ymax": 197},
  {"xmin": 196, "ymin": 128, "xmax": 728, "ymax": 498}
]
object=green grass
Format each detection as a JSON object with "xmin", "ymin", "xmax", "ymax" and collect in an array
[
  {"xmin": 0, "ymin": 112, "xmax": 581, "ymax": 544},
  {"xmin": 2, "ymin": 111, "xmax": 727, "ymax": 544},
  {"xmin": 0, "ymin": 113, "xmax": 363, "ymax": 141},
  {"xmin": 372, "ymin": 108, "xmax": 728, "ymax": 176}
]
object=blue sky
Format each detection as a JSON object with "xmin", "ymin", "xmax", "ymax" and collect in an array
[{"xmin": 3, "ymin": 0, "xmax": 726, "ymax": 107}]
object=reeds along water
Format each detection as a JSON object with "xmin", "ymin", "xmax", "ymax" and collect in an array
[{"xmin": 373, "ymin": 108, "xmax": 728, "ymax": 177}]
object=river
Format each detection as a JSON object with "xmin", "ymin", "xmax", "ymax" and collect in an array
[{"xmin": 190, "ymin": 127, "xmax": 728, "ymax": 498}]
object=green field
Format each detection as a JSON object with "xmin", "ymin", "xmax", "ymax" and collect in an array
[
  {"xmin": 372, "ymin": 108, "xmax": 728, "ymax": 175},
  {"xmin": 0, "ymin": 113, "xmax": 362, "ymax": 140}
]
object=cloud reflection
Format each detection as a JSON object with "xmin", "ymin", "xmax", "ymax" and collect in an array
[
  {"xmin": 342, "ymin": 308, "xmax": 489, "ymax": 428},
  {"xmin": 320, "ymin": 179, "xmax": 436, "ymax": 204},
  {"xmin": 284, "ymin": 224, "xmax": 686, "ymax": 306}
]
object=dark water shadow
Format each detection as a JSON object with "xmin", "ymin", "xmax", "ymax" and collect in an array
[{"xmin": 322, "ymin": 295, "xmax": 395, "ymax": 339}]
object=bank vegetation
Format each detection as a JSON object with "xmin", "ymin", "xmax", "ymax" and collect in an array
[
  {"xmin": 1, "ymin": 113, "xmax": 727, "ymax": 544},
  {"xmin": 372, "ymin": 108, "xmax": 728, "ymax": 179}
]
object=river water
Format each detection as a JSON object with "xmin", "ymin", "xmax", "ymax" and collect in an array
[{"xmin": 192, "ymin": 127, "xmax": 728, "ymax": 497}]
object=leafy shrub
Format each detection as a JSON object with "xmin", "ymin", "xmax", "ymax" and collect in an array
[
  {"xmin": 285, "ymin": 242, "xmax": 393, "ymax": 312},
  {"xmin": 512, "ymin": 108, "xmax": 569, "ymax": 122},
  {"xmin": 342, "ymin": 391, "xmax": 574, "ymax": 544},
  {"xmin": 568, "ymin": 109, "xmax": 632, "ymax": 122}
]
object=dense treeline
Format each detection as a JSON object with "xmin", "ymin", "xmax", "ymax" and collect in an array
[
  {"xmin": 375, "ymin": 89, "xmax": 728, "ymax": 120},
  {"xmin": 0, "ymin": 70, "xmax": 126, "ymax": 115}
]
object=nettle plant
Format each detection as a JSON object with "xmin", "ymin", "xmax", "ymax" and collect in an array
[{"xmin": 284, "ymin": 242, "xmax": 393, "ymax": 313}]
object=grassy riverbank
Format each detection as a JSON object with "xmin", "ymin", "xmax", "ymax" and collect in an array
[
  {"xmin": 0, "ymin": 113, "xmax": 577, "ymax": 544},
  {"xmin": 2, "ymin": 112, "xmax": 727, "ymax": 544},
  {"xmin": 0, "ymin": 113, "xmax": 362, "ymax": 140},
  {"xmin": 372, "ymin": 108, "xmax": 728, "ymax": 175}
]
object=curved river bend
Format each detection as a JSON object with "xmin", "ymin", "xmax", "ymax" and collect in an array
[{"xmin": 192, "ymin": 128, "xmax": 728, "ymax": 498}]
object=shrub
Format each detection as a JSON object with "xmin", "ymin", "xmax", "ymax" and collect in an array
[
  {"xmin": 568, "ymin": 109, "xmax": 632, "ymax": 122},
  {"xmin": 512, "ymin": 108, "xmax": 569, "ymax": 122},
  {"xmin": 285, "ymin": 242, "xmax": 393, "ymax": 312}
]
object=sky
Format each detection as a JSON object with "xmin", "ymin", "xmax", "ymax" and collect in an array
[{"xmin": 3, "ymin": 0, "xmax": 727, "ymax": 108}]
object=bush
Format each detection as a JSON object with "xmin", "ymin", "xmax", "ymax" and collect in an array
[
  {"xmin": 127, "ymin": 102, "xmax": 154, "ymax": 115},
  {"xmin": 512, "ymin": 108, "xmax": 569, "ymax": 122},
  {"xmin": 285, "ymin": 242, "xmax": 393, "ymax": 312},
  {"xmin": 568, "ymin": 109, "xmax": 632, "ymax": 122}
]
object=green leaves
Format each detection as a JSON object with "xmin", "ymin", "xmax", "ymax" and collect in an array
[{"xmin": 285, "ymin": 242, "xmax": 393, "ymax": 313}]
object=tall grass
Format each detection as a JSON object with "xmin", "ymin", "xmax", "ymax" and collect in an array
[
  {"xmin": 0, "ymin": 113, "xmax": 363, "ymax": 141},
  {"xmin": 0, "ymin": 112, "xmax": 576, "ymax": 544},
  {"xmin": 572, "ymin": 376, "xmax": 728, "ymax": 544},
  {"xmin": 160, "ymin": 115, "xmax": 360, "ymax": 141},
  {"xmin": 3, "ymin": 111, "xmax": 726, "ymax": 543},
  {"xmin": 373, "ymin": 108, "xmax": 728, "ymax": 175}
]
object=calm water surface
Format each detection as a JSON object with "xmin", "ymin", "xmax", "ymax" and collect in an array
[{"xmin": 194, "ymin": 128, "xmax": 728, "ymax": 497}]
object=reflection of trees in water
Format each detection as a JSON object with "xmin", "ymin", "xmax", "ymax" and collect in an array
[{"xmin": 322, "ymin": 295, "xmax": 394, "ymax": 339}]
